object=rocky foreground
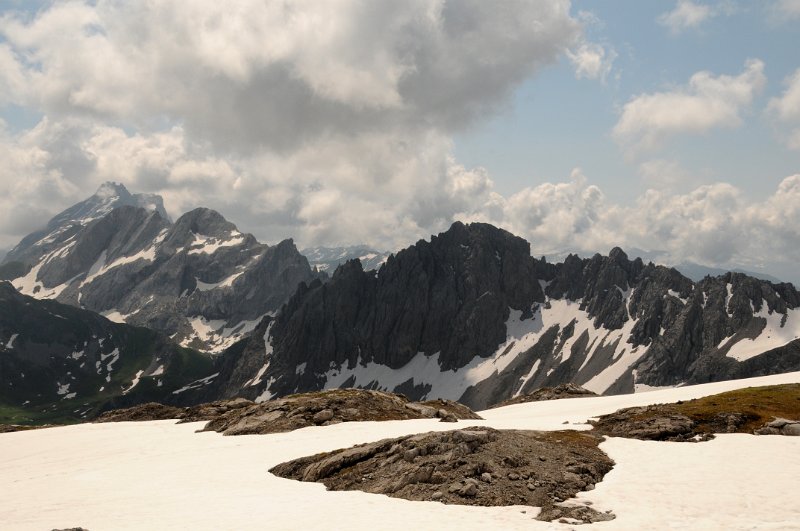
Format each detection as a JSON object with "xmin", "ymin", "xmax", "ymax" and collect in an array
[
  {"xmin": 489, "ymin": 383, "xmax": 597, "ymax": 408},
  {"xmin": 270, "ymin": 426, "xmax": 615, "ymax": 524},
  {"xmin": 96, "ymin": 389, "xmax": 482, "ymax": 435},
  {"xmin": 590, "ymin": 383, "xmax": 800, "ymax": 441}
]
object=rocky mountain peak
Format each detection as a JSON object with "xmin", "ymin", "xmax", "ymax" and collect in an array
[
  {"xmin": 94, "ymin": 181, "xmax": 131, "ymax": 199},
  {"xmin": 174, "ymin": 207, "xmax": 235, "ymax": 233},
  {"xmin": 2, "ymin": 184, "xmax": 324, "ymax": 353},
  {"xmin": 3, "ymin": 182, "xmax": 171, "ymax": 267}
]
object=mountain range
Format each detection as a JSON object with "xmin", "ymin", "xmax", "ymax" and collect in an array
[
  {"xmin": 215, "ymin": 222, "xmax": 800, "ymax": 409},
  {"xmin": 2, "ymin": 182, "xmax": 323, "ymax": 352},
  {"xmin": 1, "ymin": 183, "xmax": 799, "ymax": 418}
]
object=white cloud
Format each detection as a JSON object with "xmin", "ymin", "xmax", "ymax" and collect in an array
[
  {"xmin": 613, "ymin": 59, "xmax": 766, "ymax": 152},
  {"xmin": 1, "ymin": 2, "xmax": 798, "ymax": 283},
  {"xmin": 768, "ymin": 69, "xmax": 800, "ymax": 121},
  {"xmin": 774, "ymin": 0, "xmax": 800, "ymax": 18},
  {"xmin": 768, "ymin": 68, "xmax": 800, "ymax": 150},
  {"xmin": 3, "ymin": 115, "xmax": 800, "ymax": 283},
  {"xmin": 658, "ymin": 1, "xmax": 715, "ymax": 33},
  {"xmin": 0, "ymin": 0, "xmax": 585, "ymax": 251},
  {"xmin": 566, "ymin": 42, "xmax": 617, "ymax": 82},
  {"xmin": 448, "ymin": 170, "xmax": 600, "ymax": 255},
  {"xmin": 500, "ymin": 174, "xmax": 800, "ymax": 278},
  {"xmin": 0, "ymin": 0, "xmax": 580, "ymax": 152}
]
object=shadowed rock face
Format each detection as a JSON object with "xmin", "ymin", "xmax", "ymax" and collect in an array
[
  {"xmin": 247, "ymin": 221, "xmax": 545, "ymax": 398},
  {"xmin": 2, "ymin": 184, "xmax": 323, "ymax": 352},
  {"xmin": 222, "ymin": 222, "xmax": 800, "ymax": 410},
  {"xmin": 0, "ymin": 281, "xmax": 217, "ymax": 424}
]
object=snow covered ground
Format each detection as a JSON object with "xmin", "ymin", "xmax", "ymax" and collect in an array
[{"xmin": 1, "ymin": 372, "xmax": 799, "ymax": 530}]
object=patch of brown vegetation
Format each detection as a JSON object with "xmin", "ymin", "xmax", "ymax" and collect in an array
[
  {"xmin": 269, "ymin": 426, "xmax": 615, "ymax": 524},
  {"xmin": 591, "ymin": 384, "xmax": 800, "ymax": 441},
  {"xmin": 93, "ymin": 389, "xmax": 482, "ymax": 436},
  {"xmin": 491, "ymin": 383, "xmax": 597, "ymax": 409}
]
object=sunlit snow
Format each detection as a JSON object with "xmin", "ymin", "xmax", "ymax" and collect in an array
[{"xmin": 0, "ymin": 372, "xmax": 798, "ymax": 530}]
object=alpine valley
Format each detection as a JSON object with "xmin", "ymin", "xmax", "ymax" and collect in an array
[{"xmin": 2, "ymin": 183, "xmax": 799, "ymax": 421}]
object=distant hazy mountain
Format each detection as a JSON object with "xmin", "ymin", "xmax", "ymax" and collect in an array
[
  {"xmin": 213, "ymin": 222, "xmax": 800, "ymax": 409},
  {"xmin": 1, "ymin": 183, "xmax": 324, "ymax": 352},
  {"xmin": 620, "ymin": 247, "xmax": 785, "ymax": 284},
  {"xmin": 301, "ymin": 245, "xmax": 390, "ymax": 273},
  {"xmin": 674, "ymin": 263, "xmax": 783, "ymax": 284}
]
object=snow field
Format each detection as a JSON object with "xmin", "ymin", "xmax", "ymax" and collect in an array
[{"xmin": 1, "ymin": 371, "xmax": 799, "ymax": 530}]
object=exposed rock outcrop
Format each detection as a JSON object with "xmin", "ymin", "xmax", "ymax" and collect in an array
[
  {"xmin": 590, "ymin": 383, "xmax": 800, "ymax": 441},
  {"xmin": 754, "ymin": 417, "xmax": 800, "ymax": 436},
  {"xmin": 93, "ymin": 389, "xmax": 482, "ymax": 435},
  {"xmin": 490, "ymin": 383, "xmax": 597, "ymax": 409},
  {"xmin": 6, "ymin": 187, "xmax": 800, "ymax": 415},
  {"xmin": 269, "ymin": 426, "xmax": 614, "ymax": 523}
]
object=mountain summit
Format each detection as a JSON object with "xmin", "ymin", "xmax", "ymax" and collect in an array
[
  {"xmin": 1, "ymin": 184, "xmax": 323, "ymax": 351},
  {"xmin": 4, "ymin": 182, "xmax": 169, "ymax": 267}
]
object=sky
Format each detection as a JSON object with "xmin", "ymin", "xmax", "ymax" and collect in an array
[{"xmin": 0, "ymin": 1, "xmax": 798, "ymax": 282}]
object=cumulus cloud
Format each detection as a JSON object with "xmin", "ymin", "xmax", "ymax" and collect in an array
[
  {"xmin": 0, "ymin": 119, "xmax": 83, "ymax": 242},
  {"xmin": 1, "ymin": 2, "xmax": 799, "ymax": 283},
  {"xmin": 613, "ymin": 59, "xmax": 766, "ymax": 152},
  {"xmin": 566, "ymin": 42, "xmax": 617, "ymax": 82},
  {"xmin": 768, "ymin": 68, "xmax": 800, "ymax": 150},
  {"xmin": 0, "ymin": 117, "xmax": 486, "ymax": 251},
  {"xmin": 3, "ymin": 115, "xmax": 800, "ymax": 282},
  {"xmin": 658, "ymin": 1, "xmax": 715, "ymax": 33},
  {"xmin": 0, "ymin": 0, "xmax": 580, "ymax": 153},
  {"xmin": 461, "ymin": 170, "xmax": 607, "ymax": 255},
  {"xmin": 0, "ymin": 0, "xmax": 585, "ymax": 251},
  {"xmin": 445, "ymin": 169, "xmax": 800, "ymax": 282}
]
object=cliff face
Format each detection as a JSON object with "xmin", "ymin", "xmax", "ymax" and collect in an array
[{"xmin": 220, "ymin": 222, "xmax": 800, "ymax": 410}]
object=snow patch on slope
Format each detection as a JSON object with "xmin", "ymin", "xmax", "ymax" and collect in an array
[
  {"xmin": 82, "ymin": 245, "xmax": 159, "ymax": 287},
  {"xmin": 4, "ymin": 334, "xmax": 19, "ymax": 349},
  {"xmin": 187, "ymin": 231, "xmax": 245, "ymax": 255},
  {"xmin": 724, "ymin": 305, "xmax": 800, "ymax": 361},
  {"xmin": 123, "ymin": 370, "xmax": 145, "ymax": 395},
  {"xmin": 172, "ymin": 373, "xmax": 219, "ymax": 395},
  {"xmin": 195, "ymin": 271, "xmax": 244, "ymax": 291},
  {"xmin": 247, "ymin": 321, "xmax": 274, "ymax": 388},
  {"xmin": 182, "ymin": 316, "xmax": 262, "ymax": 353}
]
